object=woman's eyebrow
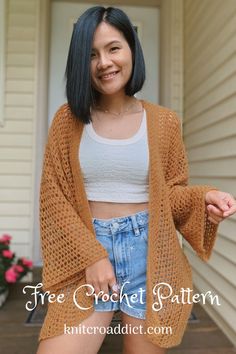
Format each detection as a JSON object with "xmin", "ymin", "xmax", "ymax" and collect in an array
[{"xmin": 92, "ymin": 40, "xmax": 122, "ymax": 50}]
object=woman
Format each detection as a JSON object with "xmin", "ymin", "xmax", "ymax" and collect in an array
[{"xmin": 37, "ymin": 6, "xmax": 236, "ymax": 354}]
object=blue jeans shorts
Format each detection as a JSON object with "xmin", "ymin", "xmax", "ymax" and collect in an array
[{"xmin": 92, "ymin": 209, "xmax": 149, "ymax": 320}]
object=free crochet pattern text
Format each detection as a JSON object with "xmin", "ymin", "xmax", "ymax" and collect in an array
[{"xmin": 22, "ymin": 282, "xmax": 221, "ymax": 312}]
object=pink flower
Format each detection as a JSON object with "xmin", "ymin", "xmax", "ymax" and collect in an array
[
  {"xmin": 2, "ymin": 250, "xmax": 14, "ymax": 259},
  {"xmin": 21, "ymin": 257, "xmax": 33, "ymax": 268},
  {"xmin": 0, "ymin": 234, "xmax": 12, "ymax": 244},
  {"xmin": 5, "ymin": 267, "xmax": 18, "ymax": 283},
  {"xmin": 14, "ymin": 265, "xmax": 24, "ymax": 273}
]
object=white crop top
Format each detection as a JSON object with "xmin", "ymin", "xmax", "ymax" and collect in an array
[{"xmin": 78, "ymin": 109, "xmax": 149, "ymax": 203}]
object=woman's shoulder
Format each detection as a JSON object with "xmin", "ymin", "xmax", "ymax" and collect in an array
[
  {"xmin": 51, "ymin": 103, "xmax": 73, "ymax": 125},
  {"xmin": 49, "ymin": 103, "xmax": 75, "ymax": 133},
  {"xmin": 142, "ymin": 99, "xmax": 181, "ymax": 127},
  {"xmin": 47, "ymin": 103, "xmax": 75, "ymax": 145}
]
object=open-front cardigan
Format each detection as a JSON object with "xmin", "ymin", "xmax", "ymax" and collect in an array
[{"xmin": 39, "ymin": 100, "xmax": 219, "ymax": 348}]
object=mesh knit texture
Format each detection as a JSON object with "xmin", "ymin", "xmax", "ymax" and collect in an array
[{"xmin": 39, "ymin": 100, "xmax": 219, "ymax": 348}]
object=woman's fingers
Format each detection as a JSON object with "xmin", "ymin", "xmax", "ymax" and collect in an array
[
  {"xmin": 99, "ymin": 283, "xmax": 110, "ymax": 301},
  {"xmin": 93, "ymin": 283, "xmax": 103, "ymax": 298},
  {"xmin": 207, "ymin": 215, "xmax": 221, "ymax": 224},
  {"xmin": 207, "ymin": 204, "xmax": 224, "ymax": 224},
  {"xmin": 222, "ymin": 197, "xmax": 236, "ymax": 216},
  {"xmin": 90, "ymin": 278, "xmax": 118, "ymax": 301},
  {"xmin": 108, "ymin": 279, "xmax": 120, "ymax": 300},
  {"xmin": 85, "ymin": 258, "xmax": 118, "ymax": 301},
  {"xmin": 205, "ymin": 191, "xmax": 236, "ymax": 220},
  {"xmin": 207, "ymin": 199, "xmax": 236, "ymax": 224}
]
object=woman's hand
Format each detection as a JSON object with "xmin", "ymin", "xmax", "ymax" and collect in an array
[
  {"xmin": 205, "ymin": 190, "xmax": 236, "ymax": 224},
  {"xmin": 85, "ymin": 257, "xmax": 119, "ymax": 301}
]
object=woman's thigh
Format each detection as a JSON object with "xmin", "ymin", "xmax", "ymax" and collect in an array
[
  {"xmin": 121, "ymin": 312, "xmax": 166, "ymax": 354},
  {"xmin": 36, "ymin": 310, "xmax": 115, "ymax": 354}
]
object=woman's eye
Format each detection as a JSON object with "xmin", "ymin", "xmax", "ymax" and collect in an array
[{"xmin": 111, "ymin": 47, "xmax": 120, "ymax": 52}]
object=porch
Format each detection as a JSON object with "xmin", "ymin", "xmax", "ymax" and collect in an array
[{"xmin": 0, "ymin": 270, "xmax": 235, "ymax": 354}]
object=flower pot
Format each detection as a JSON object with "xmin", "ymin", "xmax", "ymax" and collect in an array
[{"xmin": 0, "ymin": 287, "xmax": 9, "ymax": 308}]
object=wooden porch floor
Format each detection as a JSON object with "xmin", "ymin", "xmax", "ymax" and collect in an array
[{"xmin": 0, "ymin": 281, "xmax": 235, "ymax": 354}]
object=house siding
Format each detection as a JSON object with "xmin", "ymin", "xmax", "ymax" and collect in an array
[
  {"xmin": 183, "ymin": 0, "xmax": 236, "ymax": 345},
  {"xmin": 0, "ymin": 0, "xmax": 38, "ymax": 260}
]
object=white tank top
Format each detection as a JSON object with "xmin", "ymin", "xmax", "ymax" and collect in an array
[{"xmin": 78, "ymin": 109, "xmax": 149, "ymax": 203}]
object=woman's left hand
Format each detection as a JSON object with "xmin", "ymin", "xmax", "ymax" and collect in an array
[{"xmin": 205, "ymin": 190, "xmax": 236, "ymax": 225}]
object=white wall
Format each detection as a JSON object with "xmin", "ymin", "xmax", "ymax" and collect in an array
[
  {"xmin": 0, "ymin": 0, "xmax": 38, "ymax": 262},
  {"xmin": 183, "ymin": 0, "xmax": 236, "ymax": 346}
]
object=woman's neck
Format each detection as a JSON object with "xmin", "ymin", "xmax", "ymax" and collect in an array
[{"xmin": 95, "ymin": 94, "xmax": 136, "ymax": 114}]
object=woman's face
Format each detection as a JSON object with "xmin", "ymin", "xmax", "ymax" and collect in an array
[{"xmin": 90, "ymin": 22, "xmax": 133, "ymax": 97}]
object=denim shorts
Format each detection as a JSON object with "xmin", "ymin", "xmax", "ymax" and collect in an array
[{"xmin": 92, "ymin": 209, "xmax": 149, "ymax": 320}]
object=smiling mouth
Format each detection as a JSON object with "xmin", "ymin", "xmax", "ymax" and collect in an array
[{"xmin": 99, "ymin": 71, "xmax": 119, "ymax": 80}]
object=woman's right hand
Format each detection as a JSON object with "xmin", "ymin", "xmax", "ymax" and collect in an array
[{"xmin": 85, "ymin": 257, "xmax": 119, "ymax": 300}]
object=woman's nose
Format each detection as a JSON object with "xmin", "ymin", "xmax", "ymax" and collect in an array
[{"xmin": 97, "ymin": 53, "xmax": 112, "ymax": 69}]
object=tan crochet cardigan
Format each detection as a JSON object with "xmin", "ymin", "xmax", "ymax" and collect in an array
[{"xmin": 39, "ymin": 100, "xmax": 219, "ymax": 348}]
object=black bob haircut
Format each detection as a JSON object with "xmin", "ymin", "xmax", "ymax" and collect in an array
[{"xmin": 65, "ymin": 6, "xmax": 146, "ymax": 124}]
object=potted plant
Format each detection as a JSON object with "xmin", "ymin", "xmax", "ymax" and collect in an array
[{"xmin": 0, "ymin": 233, "xmax": 33, "ymax": 307}]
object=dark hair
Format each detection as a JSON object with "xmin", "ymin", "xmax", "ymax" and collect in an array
[{"xmin": 65, "ymin": 6, "xmax": 146, "ymax": 124}]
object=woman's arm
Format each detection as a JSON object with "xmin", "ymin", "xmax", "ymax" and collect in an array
[
  {"xmin": 39, "ymin": 108, "xmax": 109, "ymax": 293},
  {"xmin": 165, "ymin": 112, "xmax": 220, "ymax": 261}
]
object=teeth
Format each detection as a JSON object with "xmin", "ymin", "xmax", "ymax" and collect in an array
[{"xmin": 101, "ymin": 72, "xmax": 117, "ymax": 79}]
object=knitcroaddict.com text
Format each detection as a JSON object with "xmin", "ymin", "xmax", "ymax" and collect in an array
[{"xmin": 22, "ymin": 282, "xmax": 221, "ymax": 312}]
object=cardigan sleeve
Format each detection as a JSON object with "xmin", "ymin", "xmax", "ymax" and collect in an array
[
  {"xmin": 39, "ymin": 111, "xmax": 109, "ymax": 293},
  {"xmin": 165, "ymin": 112, "xmax": 219, "ymax": 261}
]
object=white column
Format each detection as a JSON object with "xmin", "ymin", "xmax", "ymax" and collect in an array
[{"xmin": 159, "ymin": 0, "xmax": 184, "ymax": 118}]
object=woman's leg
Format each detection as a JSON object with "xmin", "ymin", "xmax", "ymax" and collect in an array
[
  {"xmin": 36, "ymin": 310, "xmax": 115, "ymax": 354},
  {"xmin": 121, "ymin": 312, "xmax": 167, "ymax": 354}
]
